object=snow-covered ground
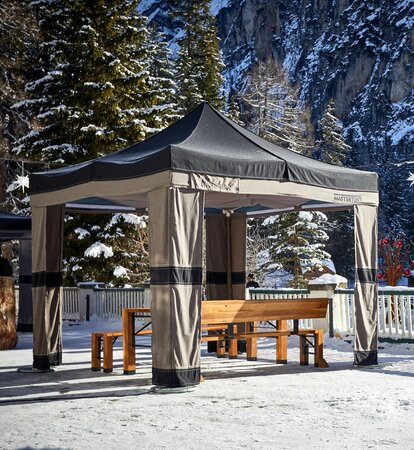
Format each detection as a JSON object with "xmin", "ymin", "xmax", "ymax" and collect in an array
[{"xmin": 1, "ymin": 321, "xmax": 414, "ymax": 450}]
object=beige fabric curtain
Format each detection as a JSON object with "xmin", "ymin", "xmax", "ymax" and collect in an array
[
  {"xmin": 205, "ymin": 213, "xmax": 247, "ymax": 300},
  {"xmin": 354, "ymin": 204, "xmax": 378, "ymax": 365},
  {"xmin": 205, "ymin": 213, "xmax": 247, "ymax": 354},
  {"xmin": 31, "ymin": 205, "xmax": 64, "ymax": 370},
  {"xmin": 149, "ymin": 187, "xmax": 204, "ymax": 387},
  {"xmin": 17, "ymin": 239, "xmax": 33, "ymax": 332}
]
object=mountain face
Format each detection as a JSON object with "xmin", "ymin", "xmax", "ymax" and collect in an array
[{"xmin": 140, "ymin": 0, "xmax": 414, "ymax": 238}]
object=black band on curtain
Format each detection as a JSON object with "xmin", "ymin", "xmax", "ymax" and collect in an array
[
  {"xmin": 152, "ymin": 367, "xmax": 200, "ymax": 387},
  {"xmin": 17, "ymin": 323, "xmax": 33, "ymax": 332},
  {"xmin": 33, "ymin": 354, "xmax": 51, "ymax": 370},
  {"xmin": 150, "ymin": 267, "xmax": 202, "ymax": 285},
  {"xmin": 354, "ymin": 350, "xmax": 378, "ymax": 366},
  {"xmin": 32, "ymin": 271, "xmax": 63, "ymax": 287},
  {"xmin": 356, "ymin": 268, "xmax": 377, "ymax": 283},
  {"xmin": 49, "ymin": 351, "xmax": 62, "ymax": 366},
  {"xmin": 206, "ymin": 271, "xmax": 246, "ymax": 285},
  {"xmin": 19, "ymin": 274, "xmax": 32, "ymax": 284}
]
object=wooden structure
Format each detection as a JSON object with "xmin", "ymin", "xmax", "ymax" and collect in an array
[{"xmin": 92, "ymin": 298, "xmax": 329, "ymax": 375}]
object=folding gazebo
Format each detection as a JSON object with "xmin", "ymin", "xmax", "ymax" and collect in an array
[
  {"xmin": 29, "ymin": 103, "xmax": 379, "ymax": 386},
  {"xmin": 0, "ymin": 210, "xmax": 32, "ymax": 331}
]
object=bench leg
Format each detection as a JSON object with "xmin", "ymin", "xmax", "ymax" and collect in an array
[
  {"xmin": 103, "ymin": 334, "xmax": 114, "ymax": 373},
  {"xmin": 300, "ymin": 335, "xmax": 309, "ymax": 366},
  {"xmin": 216, "ymin": 336, "xmax": 226, "ymax": 358},
  {"xmin": 91, "ymin": 334, "xmax": 102, "ymax": 371},
  {"xmin": 246, "ymin": 322, "xmax": 257, "ymax": 361},
  {"xmin": 276, "ymin": 320, "xmax": 287, "ymax": 364}
]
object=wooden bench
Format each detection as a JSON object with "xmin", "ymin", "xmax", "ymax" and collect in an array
[
  {"xmin": 201, "ymin": 298, "xmax": 329, "ymax": 367},
  {"xmin": 91, "ymin": 309, "xmax": 228, "ymax": 373},
  {"xmin": 92, "ymin": 298, "xmax": 329, "ymax": 374}
]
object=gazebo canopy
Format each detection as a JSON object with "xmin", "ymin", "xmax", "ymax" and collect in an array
[
  {"xmin": 28, "ymin": 103, "xmax": 379, "ymax": 386},
  {"xmin": 30, "ymin": 103, "xmax": 377, "ymax": 212},
  {"xmin": 0, "ymin": 210, "xmax": 31, "ymax": 241}
]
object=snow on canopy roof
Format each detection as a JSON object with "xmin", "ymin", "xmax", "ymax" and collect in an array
[{"xmin": 30, "ymin": 102, "xmax": 378, "ymax": 195}]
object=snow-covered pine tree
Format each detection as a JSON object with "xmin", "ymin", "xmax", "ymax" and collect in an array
[
  {"xmin": 261, "ymin": 212, "xmax": 331, "ymax": 288},
  {"xmin": 317, "ymin": 100, "xmax": 354, "ymax": 279},
  {"xmin": 14, "ymin": 0, "xmax": 160, "ymax": 163},
  {"xmin": 12, "ymin": 0, "xmax": 169, "ymax": 285},
  {"xmin": 170, "ymin": 0, "xmax": 225, "ymax": 113},
  {"xmin": 242, "ymin": 58, "xmax": 314, "ymax": 155},
  {"xmin": 145, "ymin": 26, "xmax": 181, "ymax": 129},
  {"xmin": 0, "ymin": 0, "xmax": 39, "ymax": 210},
  {"xmin": 318, "ymin": 99, "xmax": 351, "ymax": 165},
  {"xmin": 243, "ymin": 58, "xmax": 326, "ymax": 286},
  {"xmin": 225, "ymin": 93, "xmax": 243, "ymax": 125}
]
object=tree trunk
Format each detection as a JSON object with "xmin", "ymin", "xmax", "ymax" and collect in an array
[{"xmin": 0, "ymin": 276, "xmax": 18, "ymax": 350}]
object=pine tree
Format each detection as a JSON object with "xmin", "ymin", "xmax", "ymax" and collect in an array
[
  {"xmin": 242, "ymin": 58, "xmax": 326, "ymax": 286},
  {"xmin": 12, "ymin": 0, "xmax": 165, "ymax": 285},
  {"xmin": 0, "ymin": 0, "xmax": 39, "ymax": 210},
  {"xmin": 14, "ymin": 0, "xmax": 160, "ymax": 164},
  {"xmin": 170, "ymin": 0, "xmax": 225, "ymax": 113},
  {"xmin": 225, "ymin": 93, "xmax": 243, "ymax": 125},
  {"xmin": 317, "ymin": 100, "xmax": 353, "ymax": 279},
  {"xmin": 318, "ymin": 100, "xmax": 351, "ymax": 165},
  {"xmin": 261, "ymin": 212, "xmax": 330, "ymax": 288},
  {"xmin": 145, "ymin": 26, "xmax": 181, "ymax": 128},
  {"xmin": 242, "ymin": 58, "xmax": 314, "ymax": 155}
]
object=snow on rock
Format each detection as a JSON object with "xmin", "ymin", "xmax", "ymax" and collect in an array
[{"xmin": 84, "ymin": 241, "xmax": 114, "ymax": 258}]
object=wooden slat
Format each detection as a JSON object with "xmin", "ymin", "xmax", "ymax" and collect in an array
[{"xmin": 201, "ymin": 298, "xmax": 328, "ymax": 324}]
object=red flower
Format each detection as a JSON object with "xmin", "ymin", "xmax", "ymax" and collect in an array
[
  {"xmin": 383, "ymin": 238, "xmax": 390, "ymax": 245},
  {"xmin": 397, "ymin": 240, "xmax": 404, "ymax": 247},
  {"xmin": 377, "ymin": 273, "xmax": 384, "ymax": 279},
  {"xmin": 404, "ymin": 269, "xmax": 411, "ymax": 276},
  {"xmin": 397, "ymin": 265, "xmax": 403, "ymax": 271}
]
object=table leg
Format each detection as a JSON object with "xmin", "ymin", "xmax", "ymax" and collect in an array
[
  {"xmin": 314, "ymin": 330, "xmax": 323, "ymax": 367},
  {"xmin": 299, "ymin": 335, "xmax": 309, "ymax": 366},
  {"xmin": 228, "ymin": 324, "xmax": 238, "ymax": 359},
  {"xmin": 123, "ymin": 309, "xmax": 136, "ymax": 374},
  {"xmin": 246, "ymin": 322, "xmax": 257, "ymax": 361},
  {"xmin": 276, "ymin": 320, "xmax": 288, "ymax": 364}
]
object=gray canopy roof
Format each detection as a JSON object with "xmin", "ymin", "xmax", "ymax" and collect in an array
[
  {"xmin": 0, "ymin": 210, "xmax": 31, "ymax": 241},
  {"xmin": 31, "ymin": 103, "xmax": 377, "ymax": 195}
]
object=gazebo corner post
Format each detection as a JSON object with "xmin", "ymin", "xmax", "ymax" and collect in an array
[
  {"xmin": 31, "ymin": 205, "xmax": 64, "ymax": 370},
  {"xmin": 353, "ymin": 204, "xmax": 378, "ymax": 365},
  {"xmin": 148, "ymin": 187, "xmax": 204, "ymax": 388}
]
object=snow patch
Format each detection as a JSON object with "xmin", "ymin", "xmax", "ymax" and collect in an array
[{"xmin": 84, "ymin": 242, "xmax": 114, "ymax": 258}]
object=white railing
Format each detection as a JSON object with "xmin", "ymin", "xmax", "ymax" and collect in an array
[
  {"xmin": 17, "ymin": 284, "xmax": 414, "ymax": 339},
  {"xmin": 62, "ymin": 287, "xmax": 80, "ymax": 321},
  {"xmin": 249, "ymin": 289, "xmax": 313, "ymax": 329},
  {"xmin": 377, "ymin": 289, "xmax": 414, "ymax": 339},
  {"xmin": 93, "ymin": 288, "xmax": 145, "ymax": 320},
  {"xmin": 250, "ymin": 287, "xmax": 414, "ymax": 339}
]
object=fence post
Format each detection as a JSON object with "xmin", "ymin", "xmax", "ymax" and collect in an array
[
  {"xmin": 77, "ymin": 282, "xmax": 105, "ymax": 321},
  {"xmin": 308, "ymin": 281, "xmax": 338, "ymax": 336},
  {"xmin": 143, "ymin": 282, "xmax": 151, "ymax": 308}
]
